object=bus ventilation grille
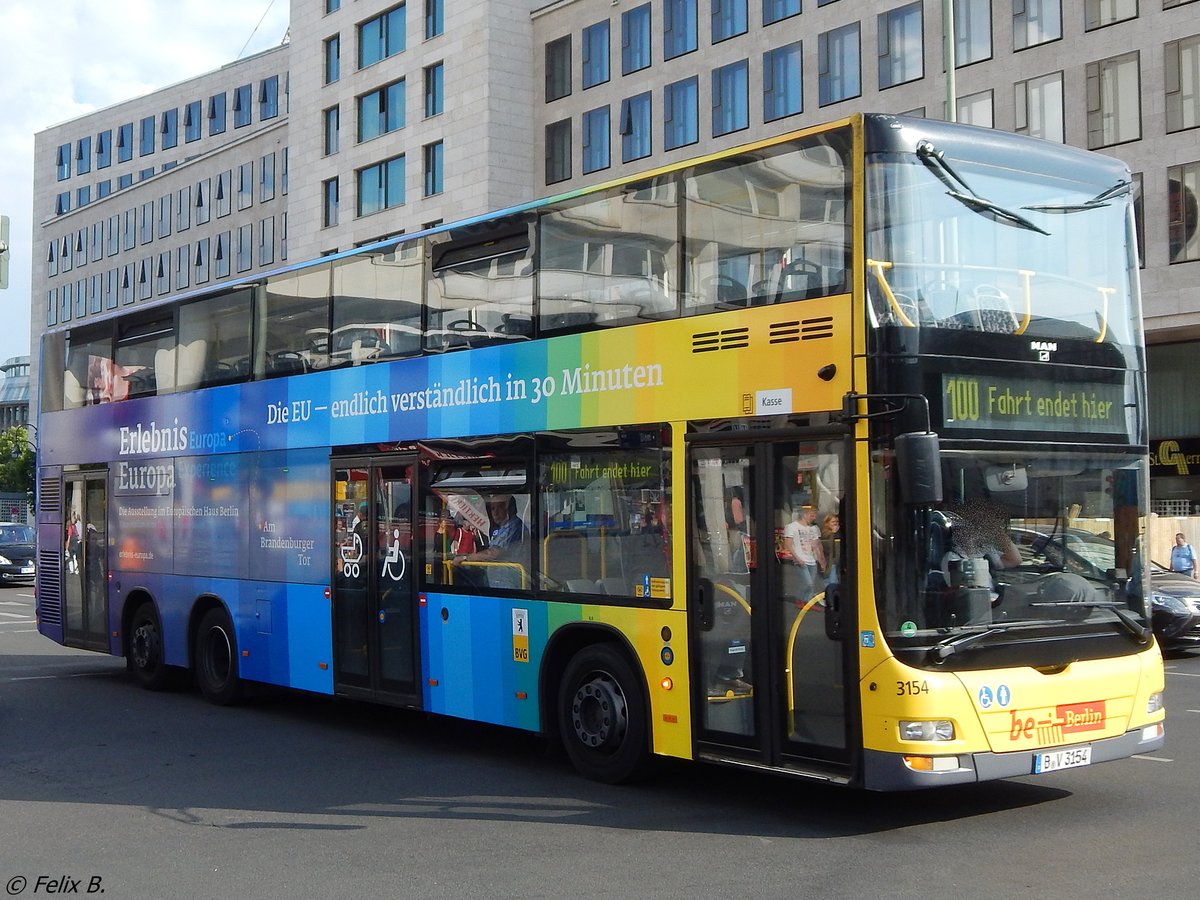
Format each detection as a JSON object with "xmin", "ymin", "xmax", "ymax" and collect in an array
[
  {"xmin": 691, "ymin": 327, "xmax": 750, "ymax": 353},
  {"xmin": 37, "ymin": 475, "xmax": 62, "ymax": 520},
  {"xmin": 36, "ymin": 549, "xmax": 62, "ymax": 627},
  {"xmin": 769, "ymin": 317, "xmax": 834, "ymax": 343}
]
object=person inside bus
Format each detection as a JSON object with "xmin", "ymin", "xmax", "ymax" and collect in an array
[
  {"xmin": 452, "ymin": 494, "xmax": 529, "ymax": 587},
  {"xmin": 784, "ymin": 505, "xmax": 826, "ymax": 603}
]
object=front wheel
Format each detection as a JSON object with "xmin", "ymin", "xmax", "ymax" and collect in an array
[
  {"xmin": 194, "ymin": 607, "xmax": 242, "ymax": 705},
  {"xmin": 558, "ymin": 644, "xmax": 649, "ymax": 784},
  {"xmin": 128, "ymin": 602, "xmax": 171, "ymax": 691}
]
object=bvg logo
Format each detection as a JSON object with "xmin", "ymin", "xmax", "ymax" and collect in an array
[
  {"xmin": 1157, "ymin": 440, "xmax": 1190, "ymax": 475},
  {"xmin": 1009, "ymin": 701, "xmax": 1107, "ymax": 742}
]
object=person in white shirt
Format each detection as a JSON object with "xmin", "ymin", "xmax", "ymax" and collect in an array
[{"xmin": 784, "ymin": 506, "xmax": 825, "ymax": 602}]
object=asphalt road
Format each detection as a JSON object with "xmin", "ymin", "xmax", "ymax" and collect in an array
[{"xmin": 2, "ymin": 586, "xmax": 1197, "ymax": 900}]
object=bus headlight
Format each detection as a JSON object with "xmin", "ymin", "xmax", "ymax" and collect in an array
[
  {"xmin": 899, "ymin": 720, "xmax": 956, "ymax": 741},
  {"xmin": 1147, "ymin": 692, "xmax": 1165, "ymax": 714}
]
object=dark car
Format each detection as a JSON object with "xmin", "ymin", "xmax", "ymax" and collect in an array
[
  {"xmin": 1009, "ymin": 527, "xmax": 1200, "ymax": 653},
  {"xmin": 0, "ymin": 522, "xmax": 36, "ymax": 586}
]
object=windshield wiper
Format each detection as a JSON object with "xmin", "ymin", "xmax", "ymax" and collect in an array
[
  {"xmin": 1030, "ymin": 599, "xmax": 1150, "ymax": 642},
  {"xmin": 916, "ymin": 140, "xmax": 1051, "ymax": 236},
  {"xmin": 1022, "ymin": 180, "xmax": 1132, "ymax": 215},
  {"xmin": 928, "ymin": 620, "xmax": 1055, "ymax": 663}
]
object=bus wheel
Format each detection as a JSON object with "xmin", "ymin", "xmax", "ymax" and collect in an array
[
  {"xmin": 128, "ymin": 602, "xmax": 170, "ymax": 691},
  {"xmin": 194, "ymin": 608, "xmax": 242, "ymax": 706},
  {"xmin": 558, "ymin": 644, "xmax": 649, "ymax": 784}
]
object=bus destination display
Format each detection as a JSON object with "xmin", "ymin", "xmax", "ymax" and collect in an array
[{"xmin": 942, "ymin": 374, "xmax": 1126, "ymax": 434}]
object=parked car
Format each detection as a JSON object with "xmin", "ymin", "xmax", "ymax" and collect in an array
[
  {"xmin": 0, "ymin": 522, "xmax": 35, "ymax": 586},
  {"xmin": 1009, "ymin": 527, "xmax": 1200, "ymax": 653}
]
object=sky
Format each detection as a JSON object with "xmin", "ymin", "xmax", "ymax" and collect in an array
[{"xmin": 0, "ymin": 0, "xmax": 291, "ymax": 367}]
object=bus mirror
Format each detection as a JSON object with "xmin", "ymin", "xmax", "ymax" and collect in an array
[{"xmin": 895, "ymin": 431, "xmax": 943, "ymax": 505}]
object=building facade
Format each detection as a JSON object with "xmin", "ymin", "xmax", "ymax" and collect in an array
[{"xmin": 29, "ymin": 0, "xmax": 1200, "ymax": 523}]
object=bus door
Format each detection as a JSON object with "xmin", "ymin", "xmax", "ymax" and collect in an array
[
  {"xmin": 331, "ymin": 459, "xmax": 419, "ymax": 704},
  {"xmin": 688, "ymin": 437, "xmax": 851, "ymax": 774},
  {"xmin": 63, "ymin": 472, "xmax": 108, "ymax": 652}
]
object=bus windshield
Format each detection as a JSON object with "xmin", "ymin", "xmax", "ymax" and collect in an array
[
  {"xmin": 875, "ymin": 449, "xmax": 1150, "ymax": 661},
  {"xmin": 866, "ymin": 147, "xmax": 1140, "ymax": 355}
]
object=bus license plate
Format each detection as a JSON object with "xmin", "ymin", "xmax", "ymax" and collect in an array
[{"xmin": 1033, "ymin": 746, "xmax": 1092, "ymax": 774}]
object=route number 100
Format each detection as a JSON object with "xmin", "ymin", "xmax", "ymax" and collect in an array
[{"xmin": 945, "ymin": 377, "xmax": 980, "ymax": 422}]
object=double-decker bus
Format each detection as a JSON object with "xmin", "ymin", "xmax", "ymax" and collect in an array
[{"xmin": 34, "ymin": 114, "xmax": 1165, "ymax": 789}]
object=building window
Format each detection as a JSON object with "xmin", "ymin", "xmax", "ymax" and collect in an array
[
  {"xmin": 97, "ymin": 180, "xmax": 111, "ymax": 199},
  {"xmin": 140, "ymin": 202, "xmax": 154, "ymax": 245},
  {"xmin": 56, "ymin": 144, "xmax": 70, "ymax": 181},
  {"xmin": 1169, "ymin": 162, "xmax": 1200, "ymax": 263},
  {"xmin": 582, "ymin": 106, "xmax": 610, "ymax": 174},
  {"xmin": 622, "ymin": 4, "xmax": 651, "ymax": 75},
  {"xmin": 426, "ymin": 0, "xmax": 444, "ymax": 39},
  {"xmin": 238, "ymin": 161, "xmax": 254, "ymax": 210},
  {"xmin": 712, "ymin": 0, "xmax": 748, "ymax": 44},
  {"xmin": 325, "ymin": 35, "xmax": 341, "ymax": 84},
  {"xmin": 957, "ymin": 89, "xmax": 994, "ymax": 126},
  {"xmin": 217, "ymin": 170, "xmax": 232, "ymax": 217},
  {"xmin": 233, "ymin": 84, "xmax": 252, "ymax": 127},
  {"xmin": 545, "ymin": 119, "xmax": 571, "ymax": 184},
  {"xmin": 208, "ymin": 94, "xmax": 227, "ymax": 135},
  {"xmin": 424, "ymin": 141, "xmax": 443, "ymax": 196},
  {"xmin": 161, "ymin": 109, "xmax": 178, "ymax": 149},
  {"xmin": 157, "ymin": 251, "xmax": 172, "ymax": 294},
  {"xmin": 177, "ymin": 187, "xmax": 191, "ymax": 232},
  {"xmin": 215, "ymin": 233, "xmax": 231, "ymax": 279},
  {"xmin": 194, "ymin": 239, "xmax": 210, "ymax": 285},
  {"xmin": 176, "ymin": 245, "xmax": 190, "ymax": 291},
  {"xmin": 620, "ymin": 91, "xmax": 652, "ymax": 162},
  {"xmin": 1015, "ymin": 71, "xmax": 1065, "ymax": 142},
  {"xmin": 764, "ymin": 41, "xmax": 802, "ymax": 122},
  {"xmin": 358, "ymin": 79, "xmax": 406, "ymax": 142},
  {"xmin": 260, "ymin": 217, "xmax": 275, "ymax": 266},
  {"xmin": 183, "ymin": 101, "xmax": 202, "ymax": 142},
  {"xmin": 1087, "ymin": 52, "xmax": 1141, "ymax": 148},
  {"xmin": 260, "ymin": 75, "xmax": 280, "ymax": 119},
  {"xmin": 196, "ymin": 179, "xmax": 211, "ymax": 225},
  {"xmin": 76, "ymin": 186, "xmax": 91, "ymax": 208},
  {"xmin": 546, "ymin": 36, "xmax": 572, "ymax": 101},
  {"xmin": 357, "ymin": 155, "xmax": 406, "ymax": 216},
  {"xmin": 76, "ymin": 137, "xmax": 91, "ymax": 176},
  {"xmin": 819, "ymin": 22, "xmax": 861, "ymax": 106},
  {"xmin": 323, "ymin": 177, "xmax": 339, "ymax": 227},
  {"xmin": 424, "ymin": 62, "xmax": 444, "ymax": 116},
  {"xmin": 582, "ymin": 21, "xmax": 610, "ymax": 89},
  {"xmin": 139, "ymin": 115, "xmax": 155, "ymax": 156},
  {"xmin": 237, "ymin": 224, "xmax": 253, "ymax": 273},
  {"xmin": 259, "ymin": 153, "xmax": 274, "ymax": 202},
  {"xmin": 763, "ymin": 0, "xmax": 801, "ymax": 26},
  {"xmin": 96, "ymin": 130, "xmax": 112, "ymax": 169},
  {"xmin": 1166, "ymin": 34, "xmax": 1200, "ymax": 134},
  {"xmin": 664, "ymin": 0, "xmax": 698, "ymax": 60},
  {"xmin": 712, "ymin": 59, "xmax": 749, "ymax": 137},
  {"xmin": 664, "ymin": 75, "xmax": 699, "ymax": 150},
  {"xmin": 122, "ymin": 209, "xmax": 136, "ymax": 249},
  {"xmin": 1085, "ymin": 0, "xmax": 1137, "ymax": 30},
  {"xmin": 117, "ymin": 123, "xmax": 133, "ymax": 162},
  {"xmin": 324, "ymin": 105, "xmax": 340, "ymax": 155},
  {"xmin": 158, "ymin": 195, "xmax": 172, "ymax": 239},
  {"xmin": 360, "ymin": 4, "xmax": 406, "ymax": 69},
  {"xmin": 878, "ymin": 2, "xmax": 923, "ymax": 90},
  {"xmin": 1014, "ymin": 0, "xmax": 1062, "ymax": 51},
  {"xmin": 954, "ymin": 0, "xmax": 992, "ymax": 66}
]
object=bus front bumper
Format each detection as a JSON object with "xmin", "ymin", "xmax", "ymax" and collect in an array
[{"xmin": 861, "ymin": 723, "xmax": 1165, "ymax": 790}]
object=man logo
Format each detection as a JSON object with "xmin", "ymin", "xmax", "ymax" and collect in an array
[{"xmin": 1030, "ymin": 340, "xmax": 1057, "ymax": 362}]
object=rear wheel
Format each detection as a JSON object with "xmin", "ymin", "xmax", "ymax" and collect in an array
[
  {"xmin": 128, "ymin": 602, "xmax": 170, "ymax": 691},
  {"xmin": 558, "ymin": 644, "xmax": 649, "ymax": 784},
  {"xmin": 194, "ymin": 607, "xmax": 242, "ymax": 705}
]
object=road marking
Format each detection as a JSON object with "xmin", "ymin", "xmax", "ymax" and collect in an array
[
  {"xmin": 0, "ymin": 611, "xmax": 28, "ymax": 619},
  {"xmin": 1166, "ymin": 671, "xmax": 1200, "ymax": 677},
  {"xmin": 1132, "ymin": 754, "xmax": 1174, "ymax": 762}
]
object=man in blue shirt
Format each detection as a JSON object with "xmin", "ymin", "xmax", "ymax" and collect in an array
[
  {"xmin": 452, "ymin": 494, "xmax": 528, "ymax": 587},
  {"xmin": 1171, "ymin": 532, "xmax": 1196, "ymax": 578}
]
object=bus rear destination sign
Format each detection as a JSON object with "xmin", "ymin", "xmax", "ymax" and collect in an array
[{"xmin": 941, "ymin": 374, "xmax": 1126, "ymax": 434}]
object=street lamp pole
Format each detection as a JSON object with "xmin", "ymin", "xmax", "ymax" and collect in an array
[{"xmin": 943, "ymin": 0, "xmax": 957, "ymax": 122}]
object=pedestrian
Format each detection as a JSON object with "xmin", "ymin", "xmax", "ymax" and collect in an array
[{"xmin": 1170, "ymin": 532, "xmax": 1196, "ymax": 579}]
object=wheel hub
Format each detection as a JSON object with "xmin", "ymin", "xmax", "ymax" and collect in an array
[{"xmin": 570, "ymin": 672, "xmax": 627, "ymax": 751}]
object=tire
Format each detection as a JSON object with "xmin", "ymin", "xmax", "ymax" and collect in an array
[
  {"xmin": 558, "ymin": 644, "xmax": 649, "ymax": 784},
  {"xmin": 128, "ymin": 602, "xmax": 171, "ymax": 691},
  {"xmin": 194, "ymin": 607, "xmax": 242, "ymax": 706}
]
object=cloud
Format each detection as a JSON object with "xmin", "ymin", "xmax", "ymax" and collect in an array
[{"xmin": 0, "ymin": 0, "xmax": 289, "ymax": 366}]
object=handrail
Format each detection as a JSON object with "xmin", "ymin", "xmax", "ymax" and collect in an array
[
  {"xmin": 443, "ymin": 559, "xmax": 529, "ymax": 590},
  {"xmin": 866, "ymin": 258, "xmax": 915, "ymax": 327},
  {"xmin": 785, "ymin": 592, "xmax": 827, "ymax": 734},
  {"xmin": 1095, "ymin": 287, "xmax": 1113, "ymax": 344}
]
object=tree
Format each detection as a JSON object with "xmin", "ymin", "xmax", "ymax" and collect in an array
[{"xmin": 0, "ymin": 426, "xmax": 35, "ymax": 509}]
